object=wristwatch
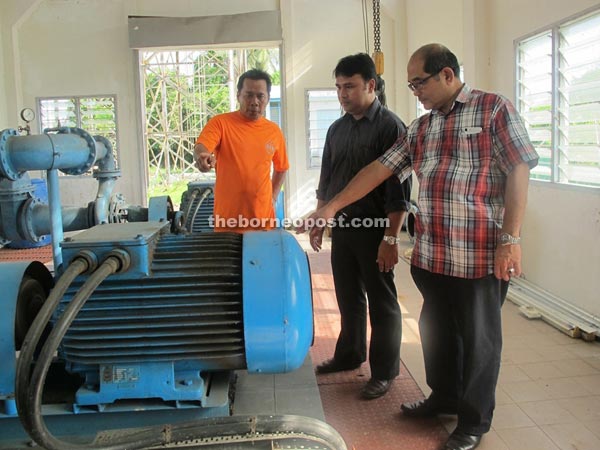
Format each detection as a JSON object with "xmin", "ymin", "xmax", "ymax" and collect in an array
[
  {"xmin": 382, "ymin": 235, "xmax": 400, "ymax": 245},
  {"xmin": 498, "ymin": 232, "xmax": 521, "ymax": 246}
]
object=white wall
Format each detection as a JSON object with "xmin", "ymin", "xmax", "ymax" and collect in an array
[
  {"xmin": 486, "ymin": 0, "xmax": 600, "ymax": 317},
  {"xmin": 0, "ymin": 17, "xmax": 6, "ymax": 128},
  {"xmin": 281, "ymin": 0, "xmax": 406, "ymax": 218}
]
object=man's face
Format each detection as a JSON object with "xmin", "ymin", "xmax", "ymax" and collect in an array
[
  {"xmin": 237, "ymin": 78, "xmax": 269, "ymax": 120},
  {"xmin": 407, "ymin": 57, "xmax": 446, "ymax": 111},
  {"xmin": 335, "ymin": 74, "xmax": 374, "ymax": 117}
]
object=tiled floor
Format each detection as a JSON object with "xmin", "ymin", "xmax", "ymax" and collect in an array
[{"xmin": 302, "ymin": 232, "xmax": 600, "ymax": 450}]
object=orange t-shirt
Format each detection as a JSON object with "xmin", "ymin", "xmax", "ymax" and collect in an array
[{"xmin": 196, "ymin": 111, "xmax": 289, "ymax": 232}]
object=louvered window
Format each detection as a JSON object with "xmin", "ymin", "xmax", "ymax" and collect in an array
[
  {"xmin": 516, "ymin": 9, "xmax": 600, "ymax": 187},
  {"xmin": 306, "ymin": 89, "xmax": 341, "ymax": 168},
  {"xmin": 38, "ymin": 96, "xmax": 119, "ymax": 173}
]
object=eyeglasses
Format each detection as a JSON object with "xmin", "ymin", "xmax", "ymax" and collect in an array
[{"xmin": 407, "ymin": 70, "xmax": 442, "ymax": 92}]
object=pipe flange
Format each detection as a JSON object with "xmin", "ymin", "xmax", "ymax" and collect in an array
[
  {"xmin": 48, "ymin": 127, "xmax": 97, "ymax": 176},
  {"xmin": 18, "ymin": 197, "xmax": 43, "ymax": 243},
  {"xmin": 93, "ymin": 168, "xmax": 121, "ymax": 180},
  {"xmin": 0, "ymin": 129, "xmax": 19, "ymax": 180}
]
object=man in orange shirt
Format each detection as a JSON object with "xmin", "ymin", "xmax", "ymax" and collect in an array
[{"xmin": 194, "ymin": 69, "xmax": 289, "ymax": 232}]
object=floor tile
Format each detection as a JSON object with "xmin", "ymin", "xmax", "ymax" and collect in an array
[
  {"xmin": 477, "ymin": 429, "xmax": 510, "ymax": 450},
  {"xmin": 584, "ymin": 356, "xmax": 600, "ymax": 370},
  {"xmin": 495, "ymin": 426, "xmax": 560, "ymax": 450},
  {"xmin": 538, "ymin": 377, "xmax": 594, "ymax": 399},
  {"xmin": 551, "ymin": 359, "xmax": 598, "ymax": 377},
  {"xmin": 581, "ymin": 419, "xmax": 600, "ymax": 440},
  {"xmin": 498, "ymin": 364, "xmax": 531, "ymax": 384},
  {"xmin": 494, "ymin": 385, "xmax": 514, "ymax": 406},
  {"xmin": 501, "ymin": 347, "xmax": 547, "ymax": 365},
  {"xmin": 541, "ymin": 422, "xmax": 600, "ymax": 450},
  {"xmin": 556, "ymin": 396, "xmax": 600, "ymax": 421},
  {"xmin": 491, "ymin": 404, "xmax": 536, "ymax": 430},
  {"xmin": 519, "ymin": 399, "xmax": 579, "ymax": 426},
  {"xmin": 502, "ymin": 380, "xmax": 552, "ymax": 402},
  {"xmin": 519, "ymin": 362, "xmax": 568, "ymax": 380},
  {"xmin": 573, "ymin": 374, "xmax": 600, "ymax": 395}
]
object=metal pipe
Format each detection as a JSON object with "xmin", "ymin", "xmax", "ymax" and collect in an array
[
  {"xmin": 0, "ymin": 129, "xmax": 108, "ymax": 179},
  {"xmin": 30, "ymin": 204, "xmax": 92, "ymax": 237},
  {"xmin": 46, "ymin": 169, "xmax": 63, "ymax": 270},
  {"xmin": 92, "ymin": 136, "xmax": 120, "ymax": 225}
]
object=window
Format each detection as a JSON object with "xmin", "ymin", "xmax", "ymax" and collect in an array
[
  {"xmin": 306, "ymin": 89, "xmax": 341, "ymax": 168},
  {"xmin": 140, "ymin": 48, "xmax": 281, "ymax": 201},
  {"xmin": 516, "ymin": 9, "xmax": 600, "ymax": 187},
  {"xmin": 267, "ymin": 86, "xmax": 282, "ymax": 127},
  {"xmin": 38, "ymin": 96, "xmax": 119, "ymax": 171}
]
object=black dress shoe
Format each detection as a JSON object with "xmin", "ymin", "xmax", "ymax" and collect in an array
[
  {"xmin": 444, "ymin": 430, "xmax": 482, "ymax": 450},
  {"xmin": 315, "ymin": 358, "xmax": 361, "ymax": 374},
  {"xmin": 360, "ymin": 378, "xmax": 393, "ymax": 399},
  {"xmin": 401, "ymin": 397, "xmax": 457, "ymax": 417}
]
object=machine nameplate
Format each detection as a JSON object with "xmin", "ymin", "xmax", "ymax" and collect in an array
[{"xmin": 102, "ymin": 365, "xmax": 140, "ymax": 384}]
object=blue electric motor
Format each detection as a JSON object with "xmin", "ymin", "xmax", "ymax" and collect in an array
[{"xmin": 50, "ymin": 222, "xmax": 312, "ymax": 412}]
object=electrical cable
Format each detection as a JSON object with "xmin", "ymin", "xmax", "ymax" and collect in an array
[
  {"xmin": 15, "ymin": 256, "xmax": 90, "ymax": 428},
  {"xmin": 17, "ymin": 255, "xmax": 163, "ymax": 450}
]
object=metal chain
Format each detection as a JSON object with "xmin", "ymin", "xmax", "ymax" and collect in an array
[{"xmin": 372, "ymin": 0, "xmax": 381, "ymax": 52}]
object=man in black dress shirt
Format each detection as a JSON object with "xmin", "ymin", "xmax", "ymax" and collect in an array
[{"xmin": 309, "ymin": 53, "xmax": 411, "ymax": 399}]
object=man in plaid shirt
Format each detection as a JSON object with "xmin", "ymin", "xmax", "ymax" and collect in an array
[{"xmin": 307, "ymin": 44, "xmax": 538, "ymax": 450}]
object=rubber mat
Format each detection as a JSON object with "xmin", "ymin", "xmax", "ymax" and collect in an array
[
  {"xmin": 307, "ymin": 246, "xmax": 448, "ymax": 450},
  {"xmin": 0, "ymin": 245, "xmax": 53, "ymax": 263}
]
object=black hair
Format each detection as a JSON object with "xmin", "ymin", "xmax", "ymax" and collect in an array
[
  {"xmin": 333, "ymin": 53, "xmax": 377, "ymax": 82},
  {"xmin": 237, "ymin": 69, "xmax": 272, "ymax": 94},
  {"xmin": 416, "ymin": 44, "xmax": 461, "ymax": 78}
]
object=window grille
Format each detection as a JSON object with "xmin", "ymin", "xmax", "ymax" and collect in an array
[{"xmin": 516, "ymin": 9, "xmax": 600, "ymax": 187}]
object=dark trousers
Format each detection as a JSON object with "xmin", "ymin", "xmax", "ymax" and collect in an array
[
  {"xmin": 330, "ymin": 227, "xmax": 401, "ymax": 380},
  {"xmin": 411, "ymin": 266, "xmax": 509, "ymax": 435}
]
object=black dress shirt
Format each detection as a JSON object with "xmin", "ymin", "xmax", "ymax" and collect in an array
[{"xmin": 316, "ymin": 98, "xmax": 411, "ymax": 221}]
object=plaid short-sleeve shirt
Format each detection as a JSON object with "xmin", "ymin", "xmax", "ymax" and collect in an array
[{"xmin": 380, "ymin": 85, "xmax": 538, "ymax": 279}]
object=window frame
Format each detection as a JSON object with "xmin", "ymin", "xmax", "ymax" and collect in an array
[{"xmin": 515, "ymin": 6, "xmax": 600, "ymax": 189}]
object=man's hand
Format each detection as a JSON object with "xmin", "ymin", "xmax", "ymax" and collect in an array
[
  {"xmin": 377, "ymin": 241, "xmax": 399, "ymax": 272},
  {"xmin": 195, "ymin": 151, "xmax": 216, "ymax": 172},
  {"xmin": 494, "ymin": 244, "xmax": 522, "ymax": 281},
  {"xmin": 296, "ymin": 203, "xmax": 338, "ymax": 234},
  {"xmin": 308, "ymin": 227, "xmax": 325, "ymax": 252}
]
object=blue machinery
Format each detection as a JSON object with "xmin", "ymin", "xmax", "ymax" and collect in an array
[{"xmin": 0, "ymin": 126, "xmax": 346, "ymax": 449}]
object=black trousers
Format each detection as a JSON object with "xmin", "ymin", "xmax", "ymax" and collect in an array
[
  {"xmin": 410, "ymin": 265, "xmax": 509, "ymax": 435},
  {"xmin": 330, "ymin": 227, "xmax": 401, "ymax": 380}
]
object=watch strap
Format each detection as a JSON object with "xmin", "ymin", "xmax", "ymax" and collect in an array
[
  {"xmin": 498, "ymin": 232, "xmax": 521, "ymax": 246},
  {"xmin": 383, "ymin": 235, "xmax": 400, "ymax": 245}
]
